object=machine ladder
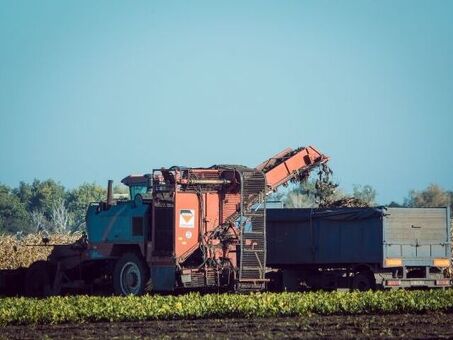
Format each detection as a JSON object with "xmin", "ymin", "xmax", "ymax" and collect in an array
[
  {"xmin": 236, "ymin": 146, "xmax": 328, "ymax": 292},
  {"xmin": 237, "ymin": 170, "xmax": 267, "ymax": 292}
]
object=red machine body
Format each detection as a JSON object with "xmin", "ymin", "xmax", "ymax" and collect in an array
[{"xmin": 145, "ymin": 146, "xmax": 328, "ymax": 292}]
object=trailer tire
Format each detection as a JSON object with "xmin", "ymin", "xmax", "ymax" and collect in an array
[
  {"xmin": 266, "ymin": 271, "xmax": 283, "ymax": 292},
  {"xmin": 352, "ymin": 271, "xmax": 375, "ymax": 291},
  {"xmin": 113, "ymin": 253, "xmax": 148, "ymax": 296},
  {"xmin": 25, "ymin": 260, "xmax": 55, "ymax": 297}
]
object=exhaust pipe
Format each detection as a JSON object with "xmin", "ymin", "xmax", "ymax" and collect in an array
[{"xmin": 107, "ymin": 180, "xmax": 113, "ymax": 207}]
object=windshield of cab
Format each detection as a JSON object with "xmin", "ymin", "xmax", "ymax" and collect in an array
[{"xmin": 130, "ymin": 185, "xmax": 147, "ymax": 200}]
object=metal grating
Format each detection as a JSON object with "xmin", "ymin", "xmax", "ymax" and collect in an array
[
  {"xmin": 181, "ymin": 270, "xmax": 218, "ymax": 288},
  {"xmin": 237, "ymin": 170, "xmax": 267, "ymax": 292}
]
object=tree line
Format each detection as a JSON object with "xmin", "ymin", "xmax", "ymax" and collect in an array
[
  {"xmin": 0, "ymin": 180, "xmax": 127, "ymax": 235},
  {"xmin": 0, "ymin": 178, "xmax": 451, "ymax": 235},
  {"xmin": 281, "ymin": 182, "xmax": 452, "ymax": 211}
]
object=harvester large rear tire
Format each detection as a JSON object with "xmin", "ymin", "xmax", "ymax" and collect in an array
[
  {"xmin": 24, "ymin": 260, "xmax": 55, "ymax": 297},
  {"xmin": 113, "ymin": 253, "xmax": 149, "ymax": 296}
]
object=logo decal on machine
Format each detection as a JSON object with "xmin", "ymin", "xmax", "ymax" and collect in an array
[{"xmin": 179, "ymin": 209, "xmax": 195, "ymax": 228}]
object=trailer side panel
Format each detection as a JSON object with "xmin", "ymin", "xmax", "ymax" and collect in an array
[
  {"xmin": 266, "ymin": 208, "xmax": 383, "ymax": 266},
  {"xmin": 383, "ymin": 207, "xmax": 450, "ymax": 267}
]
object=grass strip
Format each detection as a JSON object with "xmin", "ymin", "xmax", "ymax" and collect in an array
[{"xmin": 1, "ymin": 289, "xmax": 453, "ymax": 325}]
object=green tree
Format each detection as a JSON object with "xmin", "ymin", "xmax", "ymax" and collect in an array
[
  {"xmin": 67, "ymin": 183, "xmax": 106, "ymax": 230},
  {"xmin": 284, "ymin": 180, "xmax": 318, "ymax": 208},
  {"xmin": 14, "ymin": 181, "xmax": 32, "ymax": 209},
  {"xmin": 113, "ymin": 184, "xmax": 129, "ymax": 196},
  {"xmin": 352, "ymin": 184, "xmax": 377, "ymax": 206},
  {"xmin": 283, "ymin": 179, "xmax": 345, "ymax": 208},
  {"xmin": 0, "ymin": 184, "xmax": 32, "ymax": 234},
  {"xmin": 14, "ymin": 179, "xmax": 66, "ymax": 219},
  {"xmin": 405, "ymin": 184, "xmax": 451, "ymax": 209}
]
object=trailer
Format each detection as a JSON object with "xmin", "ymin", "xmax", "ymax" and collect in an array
[{"xmin": 266, "ymin": 207, "xmax": 452, "ymax": 290}]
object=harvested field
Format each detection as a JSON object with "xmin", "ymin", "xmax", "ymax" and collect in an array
[
  {"xmin": 2, "ymin": 313, "xmax": 453, "ymax": 339},
  {"xmin": 0, "ymin": 233, "xmax": 79, "ymax": 270}
]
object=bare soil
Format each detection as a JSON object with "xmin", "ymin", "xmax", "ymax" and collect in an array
[{"xmin": 2, "ymin": 313, "xmax": 453, "ymax": 339}]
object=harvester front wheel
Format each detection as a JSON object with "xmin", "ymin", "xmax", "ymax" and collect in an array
[
  {"xmin": 24, "ymin": 260, "xmax": 55, "ymax": 297},
  {"xmin": 113, "ymin": 253, "xmax": 148, "ymax": 296}
]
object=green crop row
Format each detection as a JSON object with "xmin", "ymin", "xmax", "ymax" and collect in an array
[{"xmin": 1, "ymin": 289, "xmax": 453, "ymax": 325}]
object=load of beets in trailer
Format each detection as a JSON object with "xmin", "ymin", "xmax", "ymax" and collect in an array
[{"xmin": 0, "ymin": 145, "xmax": 450, "ymax": 296}]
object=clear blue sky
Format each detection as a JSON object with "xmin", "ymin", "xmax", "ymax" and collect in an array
[{"xmin": 0, "ymin": 0, "xmax": 452, "ymax": 204}]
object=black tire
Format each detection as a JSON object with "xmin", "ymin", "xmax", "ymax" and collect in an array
[
  {"xmin": 25, "ymin": 261, "xmax": 55, "ymax": 297},
  {"xmin": 266, "ymin": 271, "xmax": 283, "ymax": 292},
  {"xmin": 352, "ymin": 272, "xmax": 375, "ymax": 291},
  {"xmin": 113, "ymin": 253, "xmax": 149, "ymax": 296}
]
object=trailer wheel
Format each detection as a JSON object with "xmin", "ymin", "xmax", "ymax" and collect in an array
[
  {"xmin": 266, "ymin": 271, "xmax": 283, "ymax": 292},
  {"xmin": 352, "ymin": 272, "xmax": 375, "ymax": 291},
  {"xmin": 113, "ymin": 253, "xmax": 148, "ymax": 296},
  {"xmin": 25, "ymin": 261, "xmax": 55, "ymax": 297}
]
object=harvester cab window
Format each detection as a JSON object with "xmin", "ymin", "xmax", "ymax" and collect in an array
[
  {"xmin": 121, "ymin": 175, "xmax": 151, "ymax": 200},
  {"xmin": 130, "ymin": 185, "xmax": 147, "ymax": 200}
]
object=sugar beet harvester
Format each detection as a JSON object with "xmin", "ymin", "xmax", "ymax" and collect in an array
[{"xmin": 11, "ymin": 146, "xmax": 329, "ymax": 296}]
